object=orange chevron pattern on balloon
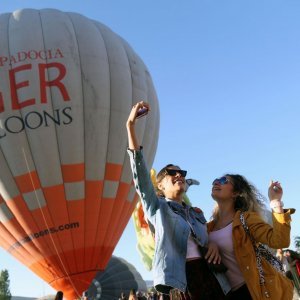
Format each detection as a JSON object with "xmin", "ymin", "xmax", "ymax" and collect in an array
[
  {"xmin": 132, "ymin": 169, "xmax": 199, "ymax": 271},
  {"xmin": 0, "ymin": 8, "xmax": 159, "ymax": 299}
]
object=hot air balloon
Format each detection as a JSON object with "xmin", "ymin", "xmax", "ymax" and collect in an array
[
  {"xmin": 0, "ymin": 8, "xmax": 159, "ymax": 299},
  {"xmin": 86, "ymin": 255, "xmax": 148, "ymax": 299}
]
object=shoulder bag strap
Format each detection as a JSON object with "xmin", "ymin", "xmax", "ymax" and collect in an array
[{"xmin": 240, "ymin": 212, "xmax": 266, "ymax": 286}]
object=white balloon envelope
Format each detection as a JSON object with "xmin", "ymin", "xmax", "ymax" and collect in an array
[{"xmin": 0, "ymin": 8, "xmax": 159, "ymax": 299}]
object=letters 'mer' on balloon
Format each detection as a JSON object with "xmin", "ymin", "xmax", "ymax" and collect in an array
[{"xmin": 0, "ymin": 8, "xmax": 159, "ymax": 299}]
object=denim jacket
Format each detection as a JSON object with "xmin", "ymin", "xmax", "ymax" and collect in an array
[{"xmin": 128, "ymin": 149, "xmax": 231, "ymax": 294}]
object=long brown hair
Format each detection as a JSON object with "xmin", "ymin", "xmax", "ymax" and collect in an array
[{"xmin": 212, "ymin": 174, "xmax": 267, "ymax": 221}]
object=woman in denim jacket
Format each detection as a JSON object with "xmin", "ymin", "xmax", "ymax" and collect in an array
[{"xmin": 126, "ymin": 101, "xmax": 230, "ymax": 299}]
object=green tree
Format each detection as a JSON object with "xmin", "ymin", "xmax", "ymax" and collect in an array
[
  {"xmin": 295, "ymin": 235, "xmax": 300, "ymax": 253},
  {"xmin": 0, "ymin": 269, "xmax": 11, "ymax": 300}
]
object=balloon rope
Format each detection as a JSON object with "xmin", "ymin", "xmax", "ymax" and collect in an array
[{"xmin": 22, "ymin": 148, "xmax": 81, "ymax": 298}]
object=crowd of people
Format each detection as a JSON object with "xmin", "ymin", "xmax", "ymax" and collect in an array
[
  {"xmin": 119, "ymin": 252, "xmax": 300, "ymax": 300},
  {"xmin": 277, "ymin": 248, "xmax": 300, "ymax": 294},
  {"xmin": 126, "ymin": 101, "xmax": 297, "ymax": 300},
  {"xmin": 118, "ymin": 289, "xmax": 168, "ymax": 300}
]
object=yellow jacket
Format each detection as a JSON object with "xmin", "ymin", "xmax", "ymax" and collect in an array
[{"xmin": 207, "ymin": 209, "xmax": 295, "ymax": 300}]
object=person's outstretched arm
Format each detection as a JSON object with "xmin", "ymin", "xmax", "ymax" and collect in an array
[
  {"xmin": 126, "ymin": 101, "xmax": 150, "ymax": 150},
  {"xmin": 248, "ymin": 181, "xmax": 295, "ymax": 249},
  {"xmin": 126, "ymin": 101, "xmax": 159, "ymax": 220},
  {"xmin": 268, "ymin": 180, "xmax": 284, "ymax": 214}
]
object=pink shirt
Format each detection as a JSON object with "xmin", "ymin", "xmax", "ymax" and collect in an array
[
  {"xmin": 186, "ymin": 233, "xmax": 201, "ymax": 259},
  {"xmin": 208, "ymin": 223, "xmax": 245, "ymax": 290}
]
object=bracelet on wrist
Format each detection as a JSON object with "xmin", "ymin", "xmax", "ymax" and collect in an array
[{"xmin": 270, "ymin": 200, "xmax": 284, "ymax": 210}]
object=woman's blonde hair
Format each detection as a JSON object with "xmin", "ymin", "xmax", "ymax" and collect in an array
[
  {"xmin": 155, "ymin": 164, "xmax": 180, "ymax": 197},
  {"xmin": 211, "ymin": 174, "xmax": 267, "ymax": 221}
]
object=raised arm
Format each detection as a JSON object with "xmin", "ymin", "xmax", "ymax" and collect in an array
[
  {"xmin": 246, "ymin": 211, "xmax": 291, "ymax": 249},
  {"xmin": 247, "ymin": 182, "xmax": 294, "ymax": 249},
  {"xmin": 126, "ymin": 101, "xmax": 150, "ymax": 150},
  {"xmin": 126, "ymin": 101, "xmax": 159, "ymax": 220},
  {"xmin": 268, "ymin": 180, "xmax": 284, "ymax": 214}
]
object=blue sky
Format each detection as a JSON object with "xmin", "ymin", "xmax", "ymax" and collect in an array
[{"xmin": 1, "ymin": 0, "xmax": 300, "ymax": 297}]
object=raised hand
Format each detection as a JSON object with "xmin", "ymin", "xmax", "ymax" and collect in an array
[
  {"xmin": 126, "ymin": 101, "xmax": 150, "ymax": 150},
  {"xmin": 268, "ymin": 180, "xmax": 283, "ymax": 202},
  {"xmin": 126, "ymin": 101, "xmax": 150, "ymax": 127}
]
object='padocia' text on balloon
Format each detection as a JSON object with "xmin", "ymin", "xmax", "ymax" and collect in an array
[{"xmin": 0, "ymin": 48, "xmax": 64, "ymax": 67}]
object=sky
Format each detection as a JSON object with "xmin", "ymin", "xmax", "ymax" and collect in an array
[{"xmin": 1, "ymin": 0, "xmax": 300, "ymax": 297}]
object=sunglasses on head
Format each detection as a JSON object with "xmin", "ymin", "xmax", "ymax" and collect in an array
[
  {"xmin": 165, "ymin": 169, "xmax": 187, "ymax": 177},
  {"xmin": 212, "ymin": 176, "xmax": 231, "ymax": 185}
]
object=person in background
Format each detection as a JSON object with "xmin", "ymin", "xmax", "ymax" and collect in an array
[
  {"xmin": 128, "ymin": 289, "xmax": 137, "ymax": 300},
  {"xmin": 126, "ymin": 101, "xmax": 230, "ymax": 299},
  {"xmin": 208, "ymin": 175, "xmax": 295, "ymax": 300},
  {"xmin": 137, "ymin": 290, "xmax": 146, "ymax": 300},
  {"xmin": 119, "ymin": 292, "xmax": 127, "ymax": 300},
  {"xmin": 276, "ymin": 248, "xmax": 292, "ymax": 279},
  {"xmin": 82, "ymin": 291, "xmax": 89, "ymax": 300},
  {"xmin": 284, "ymin": 249, "xmax": 300, "ymax": 296},
  {"xmin": 55, "ymin": 291, "xmax": 63, "ymax": 300}
]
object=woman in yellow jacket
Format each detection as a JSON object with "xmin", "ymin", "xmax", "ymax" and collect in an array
[{"xmin": 207, "ymin": 174, "xmax": 294, "ymax": 300}]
